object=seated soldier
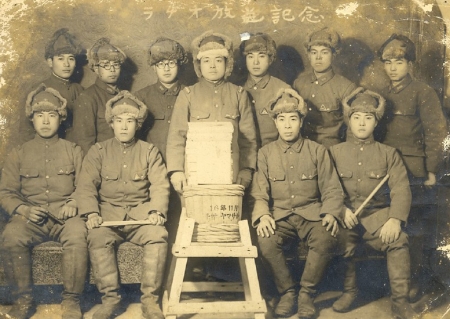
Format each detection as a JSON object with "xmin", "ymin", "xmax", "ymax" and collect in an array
[
  {"xmin": 75, "ymin": 91, "xmax": 170, "ymax": 319},
  {"xmin": 0, "ymin": 84, "xmax": 87, "ymax": 319},
  {"xmin": 329, "ymin": 88, "xmax": 418, "ymax": 319},
  {"xmin": 251, "ymin": 88, "xmax": 344, "ymax": 319}
]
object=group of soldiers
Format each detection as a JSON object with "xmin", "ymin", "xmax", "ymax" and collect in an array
[{"xmin": 0, "ymin": 25, "xmax": 447, "ymax": 319}]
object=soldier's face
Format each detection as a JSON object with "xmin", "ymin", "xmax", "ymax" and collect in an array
[
  {"xmin": 111, "ymin": 113, "xmax": 138, "ymax": 143},
  {"xmin": 153, "ymin": 59, "xmax": 179, "ymax": 85},
  {"xmin": 308, "ymin": 45, "xmax": 334, "ymax": 74},
  {"xmin": 383, "ymin": 58, "xmax": 411, "ymax": 83},
  {"xmin": 274, "ymin": 112, "xmax": 302, "ymax": 142},
  {"xmin": 95, "ymin": 60, "xmax": 121, "ymax": 85},
  {"xmin": 47, "ymin": 54, "xmax": 76, "ymax": 79},
  {"xmin": 32, "ymin": 111, "xmax": 61, "ymax": 139},
  {"xmin": 246, "ymin": 51, "xmax": 270, "ymax": 78},
  {"xmin": 200, "ymin": 54, "xmax": 226, "ymax": 82},
  {"xmin": 349, "ymin": 112, "xmax": 377, "ymax": 140}
]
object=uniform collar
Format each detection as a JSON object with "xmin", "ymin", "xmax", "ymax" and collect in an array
[
  {"xmin": 347, "ymin": 133, "xmax": 375, "ymax": 145},
  {"xmin": 388, "ymin": 74, "xmax": 412, "ymax": 94},
  {"xmin": 33, "ymin": 133, "xmax": 59, "ymax": 145},
  {"xmin": 310, "ymin": 68, "xmax": 335, "ymax": 86},
  {"xmin": 157, "ymin": 80, "xmax": 181, "ymax": 96},
  {"xmin": 276, "ymin": 136, "xmax": 304, "ymax": 153},
  {"xmin": 244, "ymin": 74, "xmax": 270, "ymax": 90},
  {"xmin": 113, "ymin": 136, "xmax": 137, "ymax": 149},
  {"xmin": 200, "ymin": 77, "xmax": 225, "ymax": 88},
  {"xmin": 95, "ymin": 77, "xmax": 120, "ymax": 95},
  {"xmin": 50, "ymin": 73, "xmax": 71, "ymax": 86}
]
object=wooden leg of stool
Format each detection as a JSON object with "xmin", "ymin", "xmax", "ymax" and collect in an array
[
  {"xmin": 167, "ymin": 257, "xmax": 188, "ymax": 312},
  {"xmin": 239, "ymin": 257, "xmax": 252, "ymax": 301}
]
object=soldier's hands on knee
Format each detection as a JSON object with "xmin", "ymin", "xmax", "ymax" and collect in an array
[
  {"xmin": 16, "ymin": 205, "xmax": 48, "ymax": 224},
  {"xmin": 343, "ymin": 207, "xmax": 358, "ymax": 229},
  {"xmin": 379, "ymin": 218, "xmax": 401, "ymax": 244},
  {"xmin": 322, "ymin": 214, "xmax": 339, "ymax": 237},
  {"xmin": 58, "ymin": 204, "xmax": 77, "ymax": 220},
  {"xmin": 424, "ymin": 172, "xmax": 436, "ymax": 188},
  {"xmin": 147, "ymin": 211, "xmax": 165, "ymax": 226},
  {"xmin": 256, "ymin": 215, "xmax": 276, "ymax": 238},
  {"xmin": 170, "ymin": 171, "xmax": 187, "ymax": 194},
  {"xmin": 236, "ymin": 169, "xmax": 253, "ymax": 189},
  {"xmin": 86, "ymin": 213, "xmax": 103, "ymax": 229}
]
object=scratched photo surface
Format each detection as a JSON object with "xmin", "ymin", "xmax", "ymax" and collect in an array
[{"xmin": 0, "ymin": 0, "xmax": 450, "ymax": 318}]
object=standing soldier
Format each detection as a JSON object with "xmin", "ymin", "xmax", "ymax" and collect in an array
[
  {"xmin": 0, "ymin": 85, "xmax": 87, "ymax": 319},
  {"xmin": 72, "ymin": 38, "xmax": 126, "ymax": 155},
  {"xmin": 293, "ymin": 27, "xmax": 357, "ymax": 148},
  {"xmin": 19, "ymin": 28, "xmax": 84, "ymax": 144},
  {"xmin": 378, "ymin": 34, "xmax": 448, "ymax": 300}
]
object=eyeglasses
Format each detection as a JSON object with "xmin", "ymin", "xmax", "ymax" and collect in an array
[
  {"xmin": 155, "ymin": 60, "xmax": 177, "ymax": 69},
  {"xmin": 97, "ymin": 62, "xmax": 122, "ymax": 70}
]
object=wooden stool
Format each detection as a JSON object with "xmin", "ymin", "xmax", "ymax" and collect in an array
[{"xmin": 163, "ymin": 208, "xmax": 266, "ymax": 319}]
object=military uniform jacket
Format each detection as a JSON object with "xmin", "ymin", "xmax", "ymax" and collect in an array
[
  {"xmin": 76, "ymin": 138, "xmax": 170, "ymax": 221},
  {"xmin": 0, "ymin": 135, "xmax": 82, "ymax": 218},
  {"xmin": 330, "ymin": 136, "xmax": 412, "ymax": 234},
  {"xmin": 251, "ymin": 137, "xmax": 344, "ymax": 227},
  {"xmin": 293, "ymin": 69, "xmax": 357, "ymax": 148},
  {"xmin": 381, "ymin": 74, "xmax": 447, "ymax": 177},
  {"xmin": 244, "ymin": 74, "xmax": 290, "ymax": 148},
  {"xmin": 72, "ymin": 78, "xmax": 119, "ymax": 155},
  {"xmin": 166, "ymin": 78, "xmax": 257, "ymax": 181},
  {"xmin": 134, "ymin": 80, "xmax": 183, "ymax": 161},
  {"xmin": 19, "ymin": 74, "xmax": 84, "ymax": 144}
]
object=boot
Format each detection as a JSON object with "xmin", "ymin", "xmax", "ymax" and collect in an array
[
  {"xmin": 298, "ymin": 250, "xmax": 332, "ymax": 319},
  {"xmin": 332, "ymin": 259, "xmax": 358, "ymax": 312},
  {"xmin": 274, "ymin": 288, "xmax": 297, "ymax": 318},
  {"xmin": 140, "ymin": 243, "xmax": 167, "ymax": 319},
  {"xmin": 1, "ymin": 247, "xmax": 35, "ymax": 319},
  {"xmin": 90, "ymin": 246, "xmax": 121, "ymax": 319},
  {"xmin": 387, "ymin": 247, "xmax": 420, "ymax": 319},
  {"xmin": 61, "ymin": 247, "xmax": 88, "ymax": 319}
]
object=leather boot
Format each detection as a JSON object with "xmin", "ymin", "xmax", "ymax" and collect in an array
[
  {"xmin": 61, "ymin": 247, "xmax": 88, "ymax": 319},
  {"xmin": 274, "ymin": 288, "xmax": 297, "ymax": 318},
  {"xmin": 90, "ymin": 246, "xmax": 121, "ymax": 319},
  {"xmin": 1, "ymin": 247, "xmax": 35, "ymax": 319},
  {"xmin": 387, "ymin": 247, "xmax": 420, "ymax": 319},
  {"xmin": 332, "ymin": 258, "xmax": 358, "ymax": 312},
  {"xmin": 140, "ymin": 243, "xmax": 167, "ymax": 319},
  {"xmin": 298, "ymin": 250, "xmax": 332, "ymax": 319}
]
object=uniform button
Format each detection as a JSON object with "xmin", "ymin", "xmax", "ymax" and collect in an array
[
  {"xmin": 290, "ymin": 181, "xmax": 295, "ymax": 184},
  {"xmin": 123, "ymin": 151, "xmax": 126, "ymax": 154},
  {"xmin": 358, "ymin": 162, "xmax": 362, "ymax": 166},
  {"xmin": 289, "ymin": 151, "xmax": 293, "ymax": 154},
  {"xmin": 291, "ymin": 195, "xmax": 295, "ymax": 198},
  {"xmin": 357, "ymin": 179, "xmax": 361, "ymax": 182},
  {"xmin": 124, "ymin": 195, "xmax": 128, "ymax": 198},
  {"xmin": 45, "ymin": 159, "xmax": 49, "ymax": 163},
  {"xmin": 45, "ymin": 145, "xmax": 49, "ymax": 148},
  {"xmin": 168, "ymin": 120, "xmax": 171, "ymax": 124},
  {"xmin": 45, "ymin": 190, "xmax": 49, "ymax": 193},
  {"xmin": 123, "ymin": 164, "xmax": 127, "ymax": 168},
  {"xmin": 124, "ymin": 181, "xmax": 127, "ymax": 184},
  {"xmin": 215, "ymin": 104, "xmax": 219, "ymax": 108},
  {"xmin": 356, "ymin": 194, "xmax": 360, "ymax": 198},
  {"xmin": 253, "ymin": 86, "xmax": 257, "ymax": 90},
  {"xmin": 309, "ymin": 108, "xmax": 312, "ymax": 111},
  {"xmin": 167, "ymin": 105, "xmax": 171, "ymax": 108},
  {"xmin": 290, "ymin": 165, "xmax": 294, "ymax": 169},
  {"xmin": 360, "ymin": 147, "xmax": 364, "ymax": 151},
  {"xmin": 315, "ymin": 81, "xmax": 319, "ymax": 84},
  {"xmin": 46, "ymin": 203, "xmax": 50, "ymax": 206},
  {"xmin": 45, "ymin": 175, "xmax": 50, "ymax": 179},
  {"xmin": 252, "ymin": 100, "xmax": 255, "ymax": 104},
  {"xmin": 312, "ymin": 94, "xmax": 315, "ymax": 98},
  {"xmin": 214, "ymin": 90, "xmax": 218, "ymax": 93}
]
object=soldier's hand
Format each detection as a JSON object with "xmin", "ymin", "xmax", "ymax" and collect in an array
[
  {"xmin": 170, "ymin": 172, "xmax": 187, "ymax": 194},
  {"xmin": 236, "ymin": 169, "xmax": 253, "ymax": 189},
  {"xmin": 86, "ymin": 213, "xmax": 103, "ymax": 230},
  {"xmin": 16, "ymin": 205, "xmax": 47, "ymax": 224},
  {"xmin": 343, "ymin": 207, "xmax": 358, "ymax": 229},
  {"xmin": 58, "ymin": 204, "xmax": 77, "ymax": 220},
  {"xmin": 147, "ymin": 212, "xmax": 165, "ymax": 226},
  {"xmin": 424, "ymin": 172, "xmax": 436, "ymax": 188},
  {"xmin": 256, "ymin": 215, "xmax": 276, "ymax": 238},
  {"xmin": 379, "ymin": 218, "xmax": 401, "ymax": 244},
  {"xmin": 322, "ymin": 214, "xmax": 339, "ymax": 237}
]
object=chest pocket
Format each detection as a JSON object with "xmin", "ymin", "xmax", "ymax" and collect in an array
[
  {"xmin": 56, "ymin": 165, "xmax": 75, "ymax": 175},
  {"xmin": 300, "ymin": 169, "xmax": 318, "ymax": 180},
  {"xmin": 268, "ymin": 170, "xmax": 285, "ymax": 182},
  {"xmin": 316, "ymin": 100, "xmax": 340, "ymax": 112},
  {"xmin": 101, "ymin": 169, "xmax": 119, "ymax": 181},
  {"xmin": 337, "ymin": 169, "xmax": 353, "ymax": 179},
  {"xmin": 224, "ymin": 113, "xmax": 240, "ymax": 120},
  {"xmin": 132, "ymin": 168, "xmax": 148, "ymax": 181},
  {"xmin": 152, "ymin": 111, "xmax": 165, "ymax": 120},
  {"xmin": 365, "ymin": 168, "xmax": 387, "ymax": 179},
  {"xmin": 392, "ymin": 101, "xmax": 417, "ymax": 116},
  {"xmin": 190, "ymin": 109, "xmax": 210, "ymax": 121},
  {"xmin": 20, "ymin": 168, "xmax": 39, "ymax": 178}
]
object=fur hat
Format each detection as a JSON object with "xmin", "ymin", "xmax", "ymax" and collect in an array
[
  {"xmin": 148, "ymin": 37, "xmax": 188, "ymax": 66},
  {"xmin": 88, "ymin": 38, "xmax": 127, "ymax": 71},
  {"xmin": 343, "ymin": 87, "xmax": 386, "ymax": 122},
  {"xmin": 105, "ymin": 91, "xmax": 147, "ymax": 129},
  {"xmin": 305, "ymin": 27, "xmax": 341, "ymax": 54},
  {"xmin": 268, "ymin": 88, "xmax": 307, "ymax": 118},
  {"xmin": 378, "ymin": 34, "xmax": 416, "ymax": 62},
  {"xmin": 240, "ymin": 32, "xmax": 277, "ymax": 63},
  {"xmin": 25, "ymin": 84, "xmax": 67, "ymax": 119},
  {"xmin": 191, "ymin": 30, "xmax": 234, "ymax": 79},
  {"xmin": 44, "ymin": 28, "xmax": 83, "ymax": 60}
]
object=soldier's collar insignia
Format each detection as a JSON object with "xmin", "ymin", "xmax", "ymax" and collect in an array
[{"xmin": 260, "ymin": 108, "xmax": 269, "ymax": 115}]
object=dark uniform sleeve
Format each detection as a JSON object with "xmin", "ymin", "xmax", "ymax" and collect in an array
[
  {"xmin": 237, "ymin": 88, "xmax": 257, "ymax": 171},
  {"xmin": 0, "ymin": 148, "xmax": 27, "ymax": 215},
  {"xmin": 250, "ymin": 148, "xmax": 272, "ymax": 227},
  {"xmin": 72, "ymin": 93, "xmax": 99, "ymax": 156}
]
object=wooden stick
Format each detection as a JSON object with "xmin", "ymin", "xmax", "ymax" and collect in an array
[
  {"xmin": 100, "ymin": 220, "xmax": 153, "ymax": 227},
  {"xmin": 354, "ymin": 174, "xmax": 390, "ymax": 217}
]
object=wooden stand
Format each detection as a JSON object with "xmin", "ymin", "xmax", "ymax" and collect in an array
[{"xmin": 163, "ymin": 208, "xmax": 266, "ymax": 319}]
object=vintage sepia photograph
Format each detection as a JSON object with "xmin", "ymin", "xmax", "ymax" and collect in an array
[{"xmin": 0, "ymin": 0, "xmax": 450, "ymax": 318}]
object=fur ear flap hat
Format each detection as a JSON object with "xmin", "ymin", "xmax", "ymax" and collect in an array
[
  {"xmin": 25, "ymin": 83, "xmax": 68, "ymax": 120},
  {"xmin": 88, "ymin": 38, "xmax": 126, "ymax": 71},
  {"xmin": 105, "ymin": 90, "xmax": 147, "ymax": 129},
  {"xmin": 268, "ymin": 88, "xmax": 307, "ymax": 118},
  {"xmin": 378, "ymin": 34, "xmax": 416, "ymax": 62},
  {"xmin": 45, "ymin": 28, "xmax": 83, "ymax": 59},
  {"xmin": 343, "ymin": 87, "xmax": 386, "ymax": 123},
  {"xmin": 148, "ymin": 37, "xmax": 188, "ymax": 66},
  {"xmin": 305, "ymin": 27, "xmax": 341, "ymax": 54},
  {"xmin": 240, "ymin": 32, "xmax": 277, "ymax": 64}
]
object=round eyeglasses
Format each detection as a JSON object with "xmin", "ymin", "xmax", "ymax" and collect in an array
[
  {"xmin": 97, "ymin": 62, "xmax": 122, "ymax": 70},
  {"xmin": 155, "ymin": 60, "xmax": 177, "ymax": 69}
]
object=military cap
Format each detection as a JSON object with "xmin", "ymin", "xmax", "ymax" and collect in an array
[
  {"xmin": 240, "ymin": 32, "xmax": 277, "ymax": 63},
  {"xmin": 191, "ymin": 30, "xmax": 234, "ymax": 79},
  {"xmin": 148, "ymin": 37, "xmax": 188, "ymax": 66},
  {"xmin": 88, "ymin": 38, "xmax": 127, "ymax": 71},
  {"xmin": 343, "ymin": 87, "xmax": 385, "ymax": 122},
  {"xmin": 305, "ymin": 27, "xmax": 341, "ymax": 54},
  {"xmin": 25, "ymin": 83, "xmax": 68, "ymax": 119},
  {"xmin": 268, "ymin": 88, "xmax": 307, "ymax": 118},
  {"xmin": 105, "ymin": 90, "xmax": 147, "ymax": 128},
  {"xmin": 378, "ymin": 34, "xmax": 416, "ymax": 62},
  {"xmin": 44, "ymin": 28, "xmax": 83, "ymax": 60}
]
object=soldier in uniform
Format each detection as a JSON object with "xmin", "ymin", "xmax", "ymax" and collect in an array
[
  {"xmin": 378, "ymin": 34, "xmax": 448, "ymax": 300},
  {"xmin": 329, "ymin": 88, "xmax": 418, "ymax": 319},
  {"xmin": 0, "ymin": 85, "xmax": 87, "ymax": 319},
  {"xmin": 76, "ymin": 91, "xmax": 169, "ymax": 319},
  {"xmin": 239, "ymin": 32, "xmax": 290, "ymax": 148},
  {"xmin": 251, "ymin": 88, "xmax": 343, "ymax": 319},
  {"xmin": 19, "ymin": 28, "xmax": 84, "ymax": 144},
  {"xmin": 293, "ymin": 27, "xmax": 357, "ymax": 148},
  {"xmin": 72, "ymin": 38, "xmax": 126, "ymax": 155}
]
